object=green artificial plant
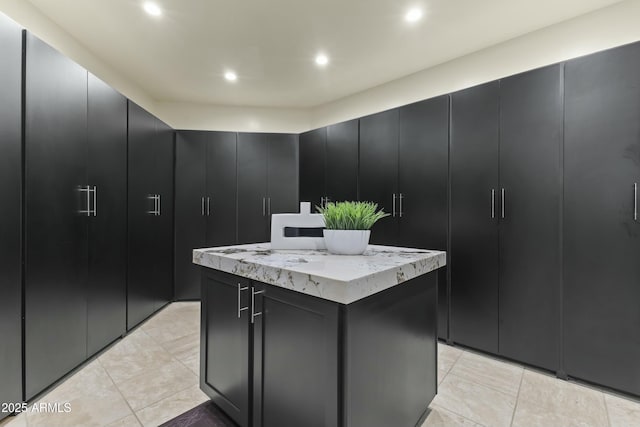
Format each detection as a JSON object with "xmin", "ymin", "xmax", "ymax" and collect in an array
[{"xmin": 317, "ymin": 201, "xmax": 389, "ymax": 230}]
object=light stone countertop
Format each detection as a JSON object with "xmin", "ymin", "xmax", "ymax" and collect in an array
[{"xmin": 193, "ymin": 243, "xmax": 446, "ymax": 304}]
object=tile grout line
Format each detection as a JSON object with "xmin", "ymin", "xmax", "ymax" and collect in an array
[
  {"xmin": 445, "ymin": 361, "xmax": 524, "ymax": 399},
  {"xmin": 509, "ymin": 368, "xmax": 526, "ymax": 427},
  {"xmin": 97, "ymin": 358, "xmax": 145, "ymax": 427},
  {"xmin": 603, "ymin": 392, "xmax": 612, "ymax": 427}
]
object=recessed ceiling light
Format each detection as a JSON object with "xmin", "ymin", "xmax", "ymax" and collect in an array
[
  {"xmin": 143, "ymin": 2, "xmax": 162, "ymax": 17},
  {"xmin": 224, "ymin": 71, "xmax": 238, "ymax": 82},
  {"xmin": 315, "ymin": 54, "xmax": 329, "ymax": 66},
  {"xmin": 405, "ymin": 8, "xmax": 423, "ymax": 23}
]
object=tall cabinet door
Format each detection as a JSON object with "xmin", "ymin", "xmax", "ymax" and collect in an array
[
  {"xmin": 24, "ymin": 34, "xmax": 89, "ymax": 399},
  {"xmin": 175, "ymin": 131, "xmax": 207, "ymax": 300},
  {"xmin": 398, "ymin": 96, "xmax": 450, "ymax": 339},
  {"xmin": 268, "ymin": 134, "xmax": 299, "ymax": 217},
  {"xmin": 206, "ymin": 132, "xmax": 238, "ymax": 247},
  {"xmin": 0, "ymin": 15, "xmax": 22, "ymax": 411},
  {"xmin": 153, "ymin": 119, "xmax": 175, "ymax": 309},
  {"xmin": 359, "ymin": 110, "xmax": 398, "ymax": 245},
  {"xmin": 326, "ymin": 120, "xmax": 359, "ymax": 203},
  {"xmin": 237, "ymin": 133, "xmax": 269, "ymax": 243},
  {"xmin": 450, "ymin": 83, "xmax": 500, "ymax": 353},
  {"xmin": 499, "ymin": 65, "xmax": 562, "ymax": 371},
  {"xmin": 127, "ymin": 102, "xmax": 158, "ymax": 329},
  {"xmin": 299, "ymin": 128, "xmax": 326, "ymax": 206},
  {"xmin": 564, "ymin": 43, "xmax": 640, "ymax": 395},
  {"xmin": 86, "ymin": 74, "xmax": 128, "ymax": 356}
]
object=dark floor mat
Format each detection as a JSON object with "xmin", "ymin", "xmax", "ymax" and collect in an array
[{"xmin": 158, "ymin": 401, "xmax": 238, "ymax": 427}]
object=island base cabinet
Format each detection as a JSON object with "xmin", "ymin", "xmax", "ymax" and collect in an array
[{"xmin": 200, "ymin": 269, "xmax": 439, "ymax": 427}]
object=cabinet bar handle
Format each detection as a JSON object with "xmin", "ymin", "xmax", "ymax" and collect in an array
[
  {"xmin": 251, "ymin": 288, "xmax": 265, "ymax": 324},
  {"xmin": 78, "ymin": 186, "xmax": 91, "ymax": 216},
  {"xmin": 262, "ymin": 197, "xmax": 266, "ymax": 216},
  {"xmin": 267, "ymin": 197, "xmax": 271, "ymax": 216},
  {"xmin": 634, "ymin": 183, "xmax": 638, "ymax": 221},
  {"xmin": 399, "ymin": 193, "xmax": 404, "ymax": 218},
  {"xmin": 207, "ymin": 197, "xmax": 211, "ymax": 216},
  {"xmin": 158, "ymin": 194, "xmax": 161, "ymax": 216},
  {"xmin": 491, "ymin": 189, "xmax": 495, "ymax": 219},
  {"xmin": 320, "ymin": 197, "xmax": 324, "ymax": 209},
  {"xmin": 201, "ymin": 197, "xmax": 205, "ymax": 216},
  {"xmin": 392, "ymin": 193, "xmax": 397, "ymax": 217},
  {"xmin": 92, "ymin": 186, "xmax": 97, "ymax": 217},
  {"xmin": 501, "ymin": 188, "xmax": 505, "ymax": 219},
  {"xmin": 237, "ymin": 284, "xmax": 249, "ymax": 318}
]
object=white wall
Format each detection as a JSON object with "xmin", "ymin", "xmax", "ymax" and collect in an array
[
  {"xmin": 309, "ymin": 0, "xmax": 640, "ymax": 129},
  {"xmin": 2, "ymin": 0, "xmax": 640, "ymax": 133}
]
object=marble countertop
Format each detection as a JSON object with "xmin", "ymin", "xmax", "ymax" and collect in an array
[{"xmin": 193, "ymin": 243, "xmax": 446, "ymax": 304}]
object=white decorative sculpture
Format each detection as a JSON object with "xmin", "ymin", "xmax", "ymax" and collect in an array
[{"xmin": 270, "ymin": 202, "xmax": 326, "ymax": 250}]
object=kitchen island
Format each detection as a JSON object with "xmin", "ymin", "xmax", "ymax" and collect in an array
[{"xmin": 193, "ymin": 243, "xmax": 446, "ymax": 427}]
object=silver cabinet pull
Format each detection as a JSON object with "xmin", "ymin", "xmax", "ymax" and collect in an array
[
  {"xmin": 634, "ymin": 183, "xmax": 638, "ymax": 221},
  {"xmin": 207, "ymin": 197, "xmax": 211, "ymax": 216},
  {"xmin": 501, "ymin": 188, "xmax": 505, "ymax": 219},
  {"xmin": 78, "ymin": 186, "xmax": 91, "ymax": 216},
  {"xmin": 266, "ymin": 197, "xmax": 271, "ymax": 216},
  {"xmin": 262, "ymin": 197, "xmax": 266, "ymax": 216},
  {"xmin": 201, "ymin": 197, "xmax": 205, "ymax": 216},
  {"xmin": 237, "ymin": 283, "xmax": 249, "ymax": 318},
  {"xmin": 325, "ymin": 196, "xmax": 331, "ymax": 206},
  {"xmin": 399, "ymin": 193, "xmax": 404, "ymax": 218},
  {"xmin": 491, "ymin": 189, "xmax": 495, "ymax": 219},
  {"xmin": 392, "ymin": 193, "xmax": 397, "ymax": 217},
  {"xmin": 320, "ymin": 197, "xmax": 325, "ymax": 209},
  {"xmin": 92, "ymin": 186, "xmax": 97, "ymax": 217},
  {"xmin": 251, "ymin": 288, "xmax": 265, "ymax": 323},
  {"xmin": 158, "ymin": 194, "xmax": 161, "ymax": 216}
]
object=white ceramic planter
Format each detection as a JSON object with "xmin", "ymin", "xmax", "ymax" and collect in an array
[{"xmin": 323, "ymin": 229, "xmax": 371, "ymax": 255}]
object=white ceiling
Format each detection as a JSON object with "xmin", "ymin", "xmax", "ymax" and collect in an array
[{"xmin": 26, "ymin": 0, "xmax": 624, "ymax": 108}]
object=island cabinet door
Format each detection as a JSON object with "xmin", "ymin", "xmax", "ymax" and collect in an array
[
  {"xmin": 563, "ymin": 42, "xmax": 640, "ymax": 395},
  {"xmin": 325, "ymin": 119, "xmax": 359, "ymax": 203},
  {"xmin": 299, "ymin": 127, "xmax": 327, "ymax": 206},
  {"xmin": 0, "ymin": 13, "xmax": 23, "ymax": 414},
  {"xmin": 498, "ymin": 64, "xmax": 562, "ymax": 372},
  {"xmin": 201, "ymin": 270, "xmax": 251, "ymax": 427},
  {"xmin": 449, "ymin": 82, "xmax": 500, "ymax": 354},
  {"xmin": 175, "ymin": 131, "xmax": 208, "ymax": 300},
  {"xmin": 252, "ymin": 284, "xmax": 340, "ymax": 427},
  {"xmin": 359, "ymin": 109, "xmax": 399, "ymax": 245}
]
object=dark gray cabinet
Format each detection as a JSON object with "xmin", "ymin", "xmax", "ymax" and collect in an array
[
  {"xmin": 86, "ymin": 74, "xmax": 128, "ymax": 357},
  {"xmin": 358, "ymin": 99, "xmax": 450, "ymax": 338},
  {"xmin": 24, "ymin": 34, "xmax": 128, "ymax": 399},
  {"xmin": 450, "ymin": 68, "xmax": 563, "ymax": 371},
  {"xmin": 450, "ymin": 82, "xmax": 500, "ymax": 354},
  {"xmin": 359, "ymin": 109, "xmax": 399, "ymax": 245},
  {"xmin": 564, "ymin": 43, "xmax": 640, "ymax": 395},
  {"xmin": 201, "ymin": 268, "xmax": 438, "ymax": 427},
  {"xmin": 0, "ymin": 15, "xmax": 23, "ymax": 412},
  {"xmin": 201, "ymin": 271, "xmax": 250, "ymax": 427},
  {"xmin": 498, "ymin": 64, "xmax": 562, "ymax": 371},
  {"xmin": 175, "ymin": 131, "xmax": 237, "ymax": 300},
  {"xmin": 237, "ymin": 133, "xmax": 298, "ymax": 244},
  {"xmin": 398, "ymin": 97, "xmax": 450, "ymax": 339},
  {"xmin": 127, "ymin": 101, "xmax": 175, "ymax": 330},
  {"xmin": 24, "ymin": 33, "xmax": 90, "ymax": 400},
  {"xmin": 299, "ymin": 119, "xmax": 359, "ymax": 208}
]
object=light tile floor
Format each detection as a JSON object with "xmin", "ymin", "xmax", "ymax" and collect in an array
[{"xmin": 1, "ymin": 302, "xmax": 639, "ymax": 427}]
